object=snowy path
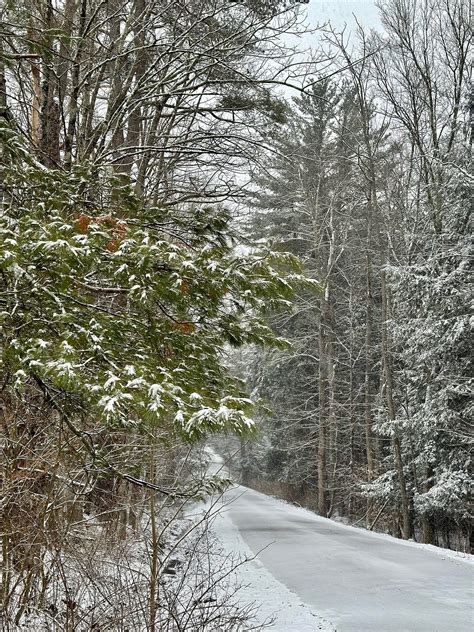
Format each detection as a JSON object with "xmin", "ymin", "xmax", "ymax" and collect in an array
[{"xmin": 210, "ymin": 479, "xmax": 473, "ymax": 632}]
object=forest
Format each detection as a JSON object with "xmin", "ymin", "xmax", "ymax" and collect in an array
[
  {"xmin": 237, "ymin": 0, "xmax": 472, "ymax": 552},
  {"xmin": 0, "ymin": 0, "xmax": 472, "ymax": 630}
]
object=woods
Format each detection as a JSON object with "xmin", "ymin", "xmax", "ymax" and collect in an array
[
  {"xmin": 240, "ymin": 0, "xmax": 472, "ymax": 552},
  {"xmin": 0, "ymin": 0, "xmax": 314, "ymax": 628},
  {"xmin": 0, "ymin": 0, "xmax": 472, "ymax": 629}
]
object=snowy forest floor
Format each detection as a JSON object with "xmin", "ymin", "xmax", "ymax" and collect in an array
[
  {"xmin": 4, "ymin": 489, "xmax": 275, "ymax": 631},
  {"xmin": 197, "ymin": 502, "xmax": 335, "ymax": 630},
  {"xmin": 204, "ymin": 451, "xmax": 473, "ymax": 632},
  {"xmin": 4, "ymin": 450, "xmax": 472, "ymax": 631}
]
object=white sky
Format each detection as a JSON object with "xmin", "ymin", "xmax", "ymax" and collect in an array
[
  {"xmin": 307, "ymin": 0, "xmax": 381, "ymax": 32},
  {"xmin": 277, "ymin": 1, "xmax": 382, "ymax": 95}
]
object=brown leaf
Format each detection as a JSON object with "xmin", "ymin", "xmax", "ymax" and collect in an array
[{"xmin": 76, "ymin": 214, "xmax": 91, "ymax": 234}]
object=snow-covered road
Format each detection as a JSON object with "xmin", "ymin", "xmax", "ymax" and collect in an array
[{"xmin": 212, "ymin": 482, "xmax": 473, "ymax": 632}]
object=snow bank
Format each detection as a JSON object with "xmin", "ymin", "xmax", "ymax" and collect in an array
[{"xmin": 254, "ymin": 488, "xmax": 474, "ymax": 567}]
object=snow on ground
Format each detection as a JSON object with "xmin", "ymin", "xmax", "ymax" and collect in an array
[
  {"xmin": 202, "ymin": 449, "xmax": 473, "ymax": 632},
  {"xmin": 198, "ymin": 449, "xmax": 336, "ymax": 631},
  {"xmin": 206, "ymin": 447, "xmax": 473, "ymax": 567},
  {"xmin": 222, "ymin": 485, "xmax": 473, "ymax": 631},
  {"xmin": 256, "ymin": 491, "xmax": 474, "ymax": 566},
  {"xmin": 195, "ymin": 496, "xmax": 336, "ymax": 632}
]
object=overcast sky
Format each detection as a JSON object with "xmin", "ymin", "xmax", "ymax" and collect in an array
[
  {"xmin": 275, "ymin": 1, "xmax": 383, "ymax": 97},
  {"xmin": 307, "ymin": 0, "xmax": 381, "ymax": 33}
]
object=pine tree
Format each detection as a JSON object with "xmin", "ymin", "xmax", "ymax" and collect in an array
[{"xmin": 0, "ymin": 117, "xmax": 317, "ymax": 622}]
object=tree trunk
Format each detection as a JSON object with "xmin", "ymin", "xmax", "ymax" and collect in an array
[
  {"xmin": 381, "ymin": 271, "xmax": 413, "ymax": 539},
  {"xmin": 364, "ymin": 252, "xmax": 375, "ymax": 527},
  {"xmin": 317, "ymin": 292, "xmax": 328, "ymax": 517},
  {"xmin": 64, "ymin": 0, "xmax": 88, "ymax": 169},
  {"xmin": 0, "ymin": 33, "xmax": 7, "ymax": 206}
]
